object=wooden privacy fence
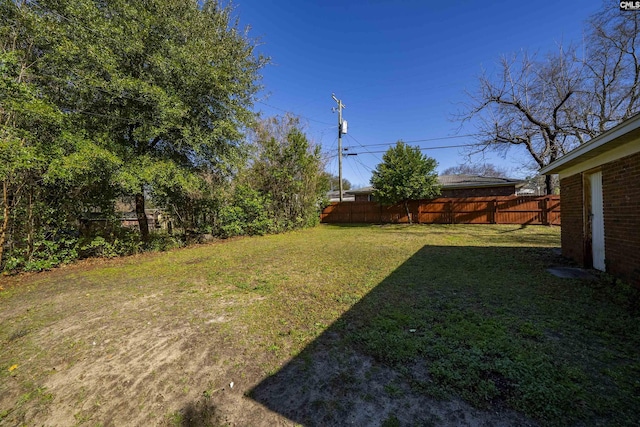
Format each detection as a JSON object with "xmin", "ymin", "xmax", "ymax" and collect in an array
[{"xmin": 320, "ymin": 195, "xmax": 560, "ymax": 225}]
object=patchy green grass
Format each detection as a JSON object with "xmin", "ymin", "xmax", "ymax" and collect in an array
[{"xmin": 0, "ymin": 224, "xmax": 639, "ymax": 426}]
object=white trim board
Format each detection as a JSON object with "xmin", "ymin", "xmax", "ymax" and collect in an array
[
  {"xmin": 540, "ymin": 114, "xmax": 640, "ymax": 176},
  {"xmin": 556, "ymin": 139, "xmax": 640, "ymax": 179}
]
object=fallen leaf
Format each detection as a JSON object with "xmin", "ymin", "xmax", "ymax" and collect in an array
[{"xmin": 8, "ymin": 364, "xmax": 18, "ymax": 372}]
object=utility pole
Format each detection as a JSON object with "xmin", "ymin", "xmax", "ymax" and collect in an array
[{"xmin": 332, "ymin": 94, "xmax": 345, "ymax": 202}]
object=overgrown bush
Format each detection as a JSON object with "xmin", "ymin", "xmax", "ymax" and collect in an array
[
  {"xmin": 218, "ymin": 185, "xmax": 273, "ymax": 238},
  {"xmin": 78, "ymin": 236, "xmax": 120, "ymax": 258},
  {"xmin": 78, "ymin": 227, "xmax": 142, "ymax": 259},
  {"xmin": 78, "ymin": 228, "xmax": 183, "ymax": 259},
  {"xmin": 145, "ymin": 233, "xmax": 184, "ymax": 252},
  {"xmin": 3, "ymin": 230, "xmax": 79, "ymax": 272},
  {"xmin": 242, "ymin": 115, "xmax": 329, "ymax": 234}
]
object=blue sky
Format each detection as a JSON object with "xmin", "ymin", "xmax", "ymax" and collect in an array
[{"xmin": 234, "ymin": 0, "xmax": 604, "ymax": 188}]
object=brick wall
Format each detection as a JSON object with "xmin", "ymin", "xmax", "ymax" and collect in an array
[
  {"xmin": 559, "ymin": 174, "xmax": 584, "ymax": 266},
  {"xmin": 602, "ymin": 151, "xmax": 640, "ymax": 286},
  {"xmin": 440, "ymin": 186, "xmax": 516, "ymax": 198}
]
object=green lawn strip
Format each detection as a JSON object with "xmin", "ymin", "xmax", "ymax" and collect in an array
[{"xmin": 326, "ymin": 228, "xmax": 639, "ymax": 425}]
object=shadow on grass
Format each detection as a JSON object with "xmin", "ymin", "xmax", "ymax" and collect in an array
[{"xmin": 245, "ymin": 245, "xmax": 639, "ymax": 426}]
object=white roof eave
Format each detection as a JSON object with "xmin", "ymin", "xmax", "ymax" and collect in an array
[{"xmin": 540, "ymin": 114, "xmax": 640, "ymax": 175}]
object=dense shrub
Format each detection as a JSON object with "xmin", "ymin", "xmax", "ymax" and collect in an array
[
  {"xmin": 4, "ymin": 230, "xmax": 78, "ymax": 272},
  {"xmin": 218, "ymin": 185, "xmax": 273, "ymax": 238}
]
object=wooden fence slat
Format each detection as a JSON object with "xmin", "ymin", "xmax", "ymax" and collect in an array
[{"xmin": 321, "ymin": 195, "xmax": 560, "ymax": 225}]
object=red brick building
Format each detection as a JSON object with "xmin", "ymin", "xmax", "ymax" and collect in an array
[{"xmin": 540, "ymin": 114, "xmax": 640, "ymax": 286}]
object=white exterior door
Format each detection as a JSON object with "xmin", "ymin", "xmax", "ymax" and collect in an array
[{"xmin": 589, "ymin": 171, "xmax": 605, "ymax": 271}]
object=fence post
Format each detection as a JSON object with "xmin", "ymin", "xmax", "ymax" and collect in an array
[
  {"xmin": 490, "ymin": 199, "xmax": 497, "ymax": 224},
  {"xmin": 542, "ymin": 196, "xmax": 548, "ymax": 225}
]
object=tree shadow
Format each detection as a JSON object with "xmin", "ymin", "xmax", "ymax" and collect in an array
[{"xmin": 246, "ymin": 245, "xmax": 569, "ymax": 426}]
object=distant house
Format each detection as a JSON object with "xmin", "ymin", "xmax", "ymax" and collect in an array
[
  {"xmin": 437, "ymin": 175, "xmax": 524, "ymax": 197},
  {"xmin": 120, "ymin": 209, "xmax": 164, "ymax": 230},
  {"xmin": 516, "ymin": 176, "xmax": 556, "ymax": 196},
  {"xmin": 345, "ymin": 187, "xmax": 377, "ymax": 202},
  {"xmin": 540, "ymin": 113, "xmax": 640, "ymax": 286},
  {"xmin": 345, "ymin": 175, "xmax": 525, "ymax": 201},
  {"xmin": 326, "ymin": 190, "xmax": 355, "ymax": 202}
]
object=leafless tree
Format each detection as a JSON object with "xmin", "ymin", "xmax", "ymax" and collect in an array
[
  {"xmin": 575, "ymin": 6, "xmax": 640, "ymax": 137},
  {"xmin": 460, "ymin": 5, "xmax": 640, "ymax": 194},
  {"xmin": 442, "ymin": 163, "xmax": 509, "ymax": 178}
]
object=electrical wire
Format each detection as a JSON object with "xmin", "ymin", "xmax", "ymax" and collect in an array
[
  {"xmin": 30, "ymin": 3, "xmax": 124, "ymax": 46},
  {"xmin": 353, "ymin": 155, "xmax": 374, "ymax": 173},
  {"xmin": 344, "ymin": 134, "xmax": 478, "ymax": 150},
  {"xmin": 344, "ymin": 133, "xmax": 382, "ymax": 161},
  {"xmin": 68, "ymin": 110, "xmax": 133, "ymax": 122},
  {"xmin": 346, "ymin": 142, "xmax": 485, "ymax": 156},
  {"xmin": 348, "ymin": 155, "xmax": 369, "ymax": 185},
  {"xmin": 256, "ymin": 100, "xmax": 335, "ymax": 126},
  {"xmin": 36, "ymin": 71, "xmax": 155, "ymax": 105}
]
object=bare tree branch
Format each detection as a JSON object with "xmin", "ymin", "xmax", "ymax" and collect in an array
[{"xmin": 457, "ymin": 5, "xmax": 640, "ymax": 194}]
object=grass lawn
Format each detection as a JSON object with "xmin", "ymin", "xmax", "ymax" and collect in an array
[{"xmin": 1, "ymin": 224, "xmax": 639, "ymax": 426}]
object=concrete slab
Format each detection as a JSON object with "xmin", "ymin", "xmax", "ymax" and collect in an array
[{"xmin": 546, "ymin": 266, "xmax": 598, "ymax": 280}]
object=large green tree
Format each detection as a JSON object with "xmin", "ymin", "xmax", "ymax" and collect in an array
[
  {"xmin": 0, "ymin": 0, "xmax": 79, "ymax": 266},
  {"xmin": 1, "ymin": 0, "xmax": 266, "ymax": 269},
  {"xmin": 33, "ymin": 0, "xmax": 266, "ymax": 240},
  {"xmin": 371, "ymin": 142, "xmax": 440, "ymax": 224}
]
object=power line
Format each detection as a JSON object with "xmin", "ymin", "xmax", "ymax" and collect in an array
[
  {"xmin": 346, "ymin": 142, "xmax": 485, "ymax": 156},
  {"xmin": 32, "ymin": 3, "xmax": 123, "ymax": 46},
  {"xmin": 344, "ymin": 133, "xmax": 382, "ymax": 161},
  {"xmin": 352, "ymin": 155, "xmax": 374, "ymax": 173},
  {"xmin": 68, "ymin": 109, "xmax": 133, "ymax": 122},
  {"xmin": 344, "ymin": 134, "xmax": 477, "ymax": 149},
  {"xmin": 348, "ymin": 155, "xmax": 369, "ymax": 185},
  {"xmin": 36, "ymin": 72, "xmax": 154, "ymax": 105},
  {"xmin": 256, "ymin": 100, "xmax": 335, "ymax": 126},
  {"xmin": 321, "ymin": 152, "xmax": 339, "ymax": 162}
]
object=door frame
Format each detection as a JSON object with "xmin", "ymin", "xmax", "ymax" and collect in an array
[{"xmin": 583, "ymin": 168, "xmax": 605, "ymax": 270}]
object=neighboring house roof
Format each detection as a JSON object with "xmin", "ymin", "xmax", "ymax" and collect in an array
[
  {"xmin": 345, "ymin": 187, "xmax": 374, "ymax": 195},
  {"xmin": 437, "ymin": 174, "xmax": 524, "ymax": 189},
  {"xmin": 540, "ymin": 113, "xmax": 640, "ymax": 177},
  {"xmin": 345, "ymin": 175, "xmax": 524, "ymax": 195}
]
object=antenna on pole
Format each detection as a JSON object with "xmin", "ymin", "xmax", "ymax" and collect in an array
[{"xmin": 332, "ymin": 93, "xmax": 346, "ymax": 202}]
